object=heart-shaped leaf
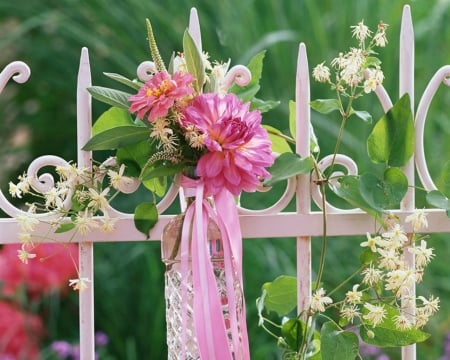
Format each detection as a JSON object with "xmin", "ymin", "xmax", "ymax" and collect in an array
[
  {"xmin": 261, "ymin": 275, "xmax": 297, "ymax": 315},
  {"xmin": 321, "ymin": 321, "xmax": 359, "ymax": 360},
  {"xmin": 134, "ymin": 202, "xmax": 158, "ymax": 238},
  {"xmin": 359, "ymin": 167, "xmax": 408, "ymax": 210},
  {"xmin": 367, "ymin": 93, "xmax": 414, "ymax": 167}
]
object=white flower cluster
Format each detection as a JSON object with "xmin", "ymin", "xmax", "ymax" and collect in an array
[
  {"xmin": 310, "ymin": 210, "xmax": 438, "ymax": 333},
  {"xmin": 8, "ymin": 158, "xmax": 135, "ymax": 289},
  {"xmin": 312, "ymin": 20, "xmax": 388, "ymax": 95},
  {"xmin": 344, "ymin": 211, "xmax": 437, "ymax": 331}
]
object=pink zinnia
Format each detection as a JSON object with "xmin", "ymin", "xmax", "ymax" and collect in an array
[
  {"xmin": 182, "ymin": 93, "xmax": 274, "ymax": 195},
  {"xmin": 129, "ymin": 71, "xmax": 194, "ymax": 121}
]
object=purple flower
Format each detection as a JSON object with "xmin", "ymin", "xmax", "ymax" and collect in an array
[
  {"xmin": 95, "ymin": 331, "xmax": 109, "ymax": 347},
  {"xmin": 51, "ymin": 340, "xmax": 73, "ymax": 358}
]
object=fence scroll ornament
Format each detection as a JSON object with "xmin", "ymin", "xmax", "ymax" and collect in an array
[{"xmin": 1, "ymin": 4, "xmax": 450, "ymax": 360}]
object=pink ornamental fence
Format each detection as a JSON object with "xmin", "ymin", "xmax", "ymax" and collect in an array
[{"xmin": 0, "ymin": 4, "xmax": 449, "ymax": 360}]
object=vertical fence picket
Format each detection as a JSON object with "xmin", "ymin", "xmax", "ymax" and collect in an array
[
  {"xmin": 296, "ymin": 43, "xmax": 312, "ymax": 315},
  {"xmin": 76, "ymin": 47, "xmax": 95, "ymax": 360},
  {"xmin": 399, "ymin": 6, "xmax": 416, "ymax": 360}
]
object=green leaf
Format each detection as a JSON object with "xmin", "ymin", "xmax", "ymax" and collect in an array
[
  {"xmin": 55, "ymin": 222, "xmax": 76, "ymax": 233},
  {"xmin": 426, "ymin": 190, "xmax": 450, "ymax": 216},
  {"xmin": 364, "ymin": 56, "xmax": 382, "ymax": 68},
  {"xmin": 116, "ymin": 140, "xmax": 154, "ymax": 175},
  {"xmin": 183, "ymin": 29, "xmax": 205, "ymax": 93},
  {"xmin": 289, "ymin": 100, "xmax": 319, "ymax": 153},
  {"xmin": 281, "ymin": 318, "xmax": 306, "ymax": 352},
  {"xmin": 261, "ymin": 275, "xmax": 297, "ymax": 315},
  {"xmin": 264, "ymin": 153, "xmax": 313, "ymax": 187},
  {"xmin": 134, "ymin": 202, "xmax": 158, "ymax": 238},
  {"xmin": 361, "ymin": 307, "xmax": 430, "ymax": 347},
  {"xmin": 289, "ymin": 100, "xmax": 296, "ymax": 140},
  {"xmin": 83, "ymin": 126, "xmax": 150, "ymax": 151},
  {"xmin": 87, "ymin": 86, "xmax": 132, "ymax": 110},
  {"xmin": 321, "ymin": 321, "xmax": 359, "ymax": 360},
  {"xmin": 360, "ymin": 248, "xmax": 378, "ymax": 265},
  {"xmin": 310, "ymin": 99, "xmax": 341, "ymax": 114},
  {"xmin": 332, "ymin": 175, "xmax": 384, "ymax": 224},
  {"xmin": 92, "ymin": 107, "xmax": 134, "ymax": 136},
  {"xmin": 140, "ymin": 163, "xmax": 186, "ymax": 181},
  {"xmin": 350, "ymin": 108, "xmax": 372, "ymax": 123},
  {"xmin": 103, "ymin": 72, "xmax": 142, "ymax": 90},
  {"xmin": 367, "ymin": 94, "xmax": 414, "ymax": 167},
  {"xmin": 263, "ymin": 125, "xmax": 293, "ymax": 154},
  {"xmin": 250, "ymin": 97, "xmax": 280, "ymax": 113},
  {"xmin": 359, "ymin": 167, "xmax": 408, "ymax": 210},
  {"xmin": 142, "ymin": 176, "xmax": 167, "ymax": 197},
  {"xmin": 436, "ymin": 160, "xmax": 450, "ymax": 197}
]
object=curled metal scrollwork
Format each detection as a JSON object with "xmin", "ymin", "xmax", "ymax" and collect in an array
[
  {"xmin": 0, "ymin": 61, "xmax": 31, "ymax": 94},
  {"xmin": 311, "ymin": 153, "xmax": 361, "ymax": 213}
]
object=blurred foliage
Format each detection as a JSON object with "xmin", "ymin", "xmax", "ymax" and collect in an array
[{"xmin": 2, "ymin": 0, "xmax": 450, "ymax": 359}]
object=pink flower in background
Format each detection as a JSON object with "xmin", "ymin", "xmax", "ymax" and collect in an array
[
  {"xmin": 0, "ymin": 243, "xmax": 78, "ymax": 299},
  {"xmin": 129, "ymin": 71, "xmax": 194, "ymax": 121},
  {"xmin": 182, "ymin": 93, "xmax": 274, "ymax": 195},
  {"xmin": 0, "ymin": 301, "xmax": 43, "ymax": 360}
]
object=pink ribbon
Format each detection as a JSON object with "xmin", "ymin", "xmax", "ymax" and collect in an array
[{"xmin": 179, "ymin": 176, "xmax": 250, "ymax": 359}]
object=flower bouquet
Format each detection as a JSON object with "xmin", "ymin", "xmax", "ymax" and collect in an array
[{"xmin": 79, "ymin": 10, "xmax": 276, "ymax": 360}]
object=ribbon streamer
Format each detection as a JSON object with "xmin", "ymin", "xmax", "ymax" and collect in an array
[{"xmin": 179, "ymin": 176, "xmax": 250, "ymax": 359}]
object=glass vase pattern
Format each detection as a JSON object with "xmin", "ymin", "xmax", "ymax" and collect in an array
[{"xmin": 161, "ymin": 201, "xmax": 243, "ymax": 359}]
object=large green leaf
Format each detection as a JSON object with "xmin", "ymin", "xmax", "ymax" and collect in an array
[
  {"xmin": 87, "ymin": 86, "xmax": 132, "ymax": 110},
  {"xmin": 426, "ymin": 190, "xmax": 450, "ymax": 217},
  {"xmin": 281, "ymin": 318, "xmax": 306, "ymax": 352},
  {"xmin": 183, "ymin": 29, "xmax": 204, "ymax": 93},
  {"xmin": 83, "ymin": 126, "xmax": 150, "ymax": 151},
  {"xmin": 263, "ymin": 125, "xmax": 293, "ymax": 154},
  {"xmin": 264, "ymin": 153, "xmax": 313, "ymax": 187},
  {"xmin": 360, "ymin": 307, "xmax": 430, "ymax": 347},
  {"xmin": 321, "ymin": 321, "xmax": 359, "ymax": 360},
  {"xmin": 134, "ymin": 202, "xmax": 158, "ymax": 238},
  {"xmin": 261, "ymin": 275, "xmax": 297, "ymax": 315},
  {"xmin": 332, "ymin": 175, "xmax": 384, "ymax": 224},
  {"xmin": 92, "ymin": 107, "xmax": 134, "ymax": 136},
  {"xmin": 359, "ymin": 167, "xmax": 408, "ymax": 210},
  {"xmin": 367, "ymin": 94, "xmax": 414, "ymax": 167}
]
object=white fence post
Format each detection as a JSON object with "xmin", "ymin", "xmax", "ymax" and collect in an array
[{"xmin": 77, "ymin": 47, "xmax": 96, "ymax": 360}]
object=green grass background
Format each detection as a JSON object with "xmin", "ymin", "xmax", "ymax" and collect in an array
[{"xmin": 1, "ymin": 0, "xmax": 450, "ymax": 359}]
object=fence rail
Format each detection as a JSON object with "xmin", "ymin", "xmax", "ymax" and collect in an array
[{"xmin": 0, "ymin": 4, "xmax": 448, "ymax": 359}]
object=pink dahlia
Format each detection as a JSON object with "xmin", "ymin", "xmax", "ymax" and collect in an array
[
  {"xmin": 128, "ymin": 71, "xmax": 194, "ymax": 121},
  {"xmin": 182, "ymin": 93, "xmax": 274, "ymax": 195}
]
